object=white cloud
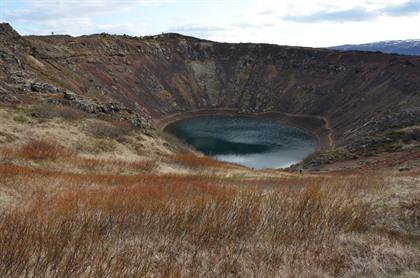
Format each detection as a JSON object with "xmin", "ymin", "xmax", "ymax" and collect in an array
[
  {"xmin": 9, "ymin": 0, "xmax": 166, "ymax": 21},
  {"xmin": 206, "ymin": 0, "xmax": 420, "ymax": 46},
  {"xmin": 4, "ymin": 0, "xmax": 420, "ymax": 46},
  {"xmin": 280, "ymin": 0, "xmax": 420, "ymax": 22},
  {"xmin": 168, "ymin": 24, "xmax": 229, "ymax": 39},
  {"xmin": 5, "ymin": 0, "xmax": 169, "ymax": 35}
]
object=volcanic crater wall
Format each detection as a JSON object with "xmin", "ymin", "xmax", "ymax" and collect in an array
[{"xmin": 1, "ymin": 23, "xmax": 420, "ymax": 163}]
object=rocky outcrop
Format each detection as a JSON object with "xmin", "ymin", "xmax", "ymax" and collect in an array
[
  {"xmin": 0, "ymin": 23, "xmax": 22, "ymax": 40},
  {"xmin": 30, "ymin": 82, "xmax": 62, "ymax": 93},
  {"xmin": 60, "ymin": 91, "xmax": 152, "ymax": 130}
]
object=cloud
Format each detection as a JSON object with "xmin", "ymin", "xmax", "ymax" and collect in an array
[
  {"xmin": 281, "ymin": 1, "xmax": 420, "ymax": 23},
  {"xmin": 6, "ymin": 0, "xmax": 167, "ymax": 22},
  {"xmin": 256, "ymin": 10, "xmax": 276, "ymax": 16},
  {"xmin": 282, "ymin": 7, "xmax": 376, "ymax": 23},
  {"xmin": 381, "ymin": 0, "xmax": 420, "ymax": 16},
  {"xmin": 13, "ymin": 16, "xmax": 147, "ymax": 37},
  {"xmin": 4, "ymin": 0, "xmax": 166, "ymax": 35},
  {"xmin": 167, "ymin": 21, "xmax": 278, "ymax": 39},
  {"xmin": 3, "ymin": 0, "xmax": 420, "ymax": 47},
  {"xmin": 167, "ymin": 24, "xmax": 228, "ymax": 38},
  {"xmin": 231, "ymin": 22, "xmax": 275, "ymax": 29}
]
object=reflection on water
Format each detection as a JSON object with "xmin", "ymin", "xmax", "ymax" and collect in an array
[{"xmin": 166, "ymin": 116, "xmax": 317, "ymax": 169}]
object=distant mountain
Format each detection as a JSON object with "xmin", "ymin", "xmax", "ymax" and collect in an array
[{"xmin": 332, "ymin": 39, "xmax": 420, "ymax": 56}]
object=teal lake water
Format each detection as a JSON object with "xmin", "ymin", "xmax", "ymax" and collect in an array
[{"xmin": 166, "ymin": 116, "xmax": 317, "ymax": 169}]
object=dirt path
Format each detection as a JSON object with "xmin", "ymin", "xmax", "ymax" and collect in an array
[
  {"xmin": 312, "ymin": 115, "xmax": 334, "ymax": 148},
  {"xmin": 154, "ymin": 108, "xmax": 335, "ymax": 152},
  {"xmin": 324, "ymin": 116, "xmax": 335, "ymax": 148}
]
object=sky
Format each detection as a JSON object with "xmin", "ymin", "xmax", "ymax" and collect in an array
[{"xmin": 0, "ymin": 0, "xmax": 419, "ymax": 47}]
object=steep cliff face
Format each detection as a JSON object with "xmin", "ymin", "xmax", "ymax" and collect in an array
[{"xmin": 1, "ymin": 23, "xmax": 420, "ymax": 166}]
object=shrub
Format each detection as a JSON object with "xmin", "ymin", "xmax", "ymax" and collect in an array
[
  {"xmin": 18, "ymin": 140, "xmax": 73, "ymax": 161},
  {"xmin": 0, "ymin": 147, "xmax": 14, "ymax": 160},
  {"xmin": 385, "ymin": 142, "xmax": 403, "ymax": 152},
  {"xmin": 13, "ymin": 115, "xmax": 29, "ymax": 124}
]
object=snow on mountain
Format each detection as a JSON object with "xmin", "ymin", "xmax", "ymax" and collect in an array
[{"xmin": 332, "ymin": 39, "xmax": 420, "ymax": 56}]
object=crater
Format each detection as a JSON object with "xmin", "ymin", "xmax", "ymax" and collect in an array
[{"xmin": 165, "ymin": 115, "xmax": 317, "ymax": 169}]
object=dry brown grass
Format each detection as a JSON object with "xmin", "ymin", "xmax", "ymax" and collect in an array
[
  {"xmin": 18, "ymin": 140, "xmax": 74, "ymax": 161},
  {"xmin": 86, "ymin": 120, "xmax": 133, "ymax": 142},
  {"xmin": 0, "ymin": 147, "xmax": 14, "ymax": 161},
  {"xmin": 0, "ymin": 180, "xmax": 367, "ymax": 277},
  {"xmin": 2, "ymin": 140, "xmax": 75, "ymax": 162},
  {"xmin": 0, "ymin": 161, "xmax": 418, "ymax": 277},
  {"xmin": 31, "ymin": 103, "xmax": 87, "ymax": 121},
  {"xmin": 0, "ymin": 131, "xmax": 419, "ymax": 276},
  {"xmin": 76, "ymin": 138, "xmax": 119, "ymax": 154},
  {"xmin": 71, "ymin": 157, "xmax": 157, "ymax": 173},
  {"xmin": 0, "ymin": 139, "xmax": 157, "ymax": 175},
  {"xmin": 168, "ymin": 153, "xmax": 237, "ymax": 169}
]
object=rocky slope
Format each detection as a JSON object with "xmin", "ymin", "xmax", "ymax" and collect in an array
[{"xmin": 1, "ymin": 23, "xmax": 420, "ymax": 169}]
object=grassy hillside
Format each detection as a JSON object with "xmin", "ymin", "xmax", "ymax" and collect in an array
[{"xmin": 0, "ymin": 107, "xmax": 419, "ymax": 276}]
